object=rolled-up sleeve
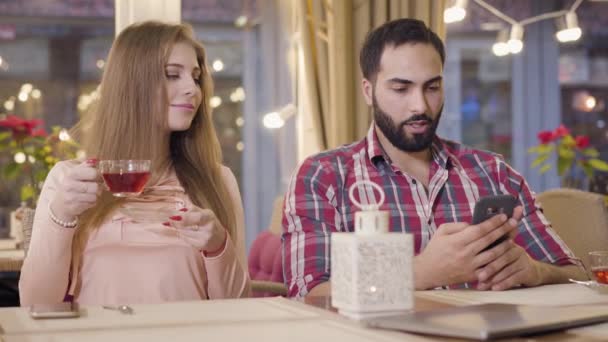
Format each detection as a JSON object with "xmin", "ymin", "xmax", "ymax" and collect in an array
[{"xmin": 497, "ymin": 158, "xmax": 580, "ymax": 267}]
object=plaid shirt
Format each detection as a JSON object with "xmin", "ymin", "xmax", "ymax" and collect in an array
[{"xmin": 282, "ymin": 124, "xmax": 577, "ymax": 297}]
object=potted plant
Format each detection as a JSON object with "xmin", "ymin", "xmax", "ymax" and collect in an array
[
  {"xmin": 529, "ymin": 124, "xmax": 608, "ymax": 191},
  {"xmin": 0, "ymin": 114, "xmax": 79, "ymax": 206}
]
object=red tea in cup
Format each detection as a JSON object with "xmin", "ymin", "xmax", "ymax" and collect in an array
[
  {"xmin": 589, "ymin": 251, "xmax": 608, "ymax": 284},
  {"xmin": 98, "ymin": 160, "xmax": 151, "ymax": 197}
]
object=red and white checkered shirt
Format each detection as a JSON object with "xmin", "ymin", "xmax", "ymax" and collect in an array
[{"xmin": 282, "ymin": 124, "xmax": 578, "ymax": 297}]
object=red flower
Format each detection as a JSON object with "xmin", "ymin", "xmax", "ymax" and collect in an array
[
  {"xmin": 575, "ymin": 135, "xmax": 590, "ymax": 149},
  {"xmin": 552, "ymin": 124, "xmax": 570, "ymax": 139},
  {"xmin": 31, "ymin": 128, "xmax": 47, "ymax": 137},
  {"xmin": 0, "ymin": 115, "xmax": 44, "ymax": 138},
  {"xmin": 537, "ymin": 130, "xmax": 554, "ymax": 144}
]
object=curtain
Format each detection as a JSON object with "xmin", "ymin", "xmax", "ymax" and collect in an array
[{"xmin": 294, "ymin": 0, "xmax": 446, "ymax": 161}]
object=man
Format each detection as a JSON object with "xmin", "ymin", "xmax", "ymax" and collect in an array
[{"xmin": 282, "ymin": 19, "xmax": 586, "ymax": 298}]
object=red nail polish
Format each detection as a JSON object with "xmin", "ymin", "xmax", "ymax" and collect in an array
[
  {"xmin": 179, "ymin": 208, "xmax": 188, "ymax": 212},
  {"xmin": 162, "ymin": 222, "xmax": 171, "ymax": 227},
  {"xmin": 169, "ymin": 215, "xmax": 182, "ymax": 221},
  {"xmin": 86, "ymin": 158, "xmax": 98, "ymax": 166}
]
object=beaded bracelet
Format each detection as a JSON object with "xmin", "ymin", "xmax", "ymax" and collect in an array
[{"xmin": 47, "ymin": 203, "xmax": 78, "ymax": 228}]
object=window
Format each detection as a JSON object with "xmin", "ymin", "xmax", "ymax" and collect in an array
[{"xmin": 0, "ymin": 2, "xmax": 114, "ymax": 220}]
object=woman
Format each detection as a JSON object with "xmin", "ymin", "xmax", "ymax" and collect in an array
[{"xmin": 19, "ymin": 21, "xmax": 251, "ymax": 305}]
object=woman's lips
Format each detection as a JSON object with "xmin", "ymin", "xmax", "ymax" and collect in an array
[{"xmin": 171, "ymin": 104, "xmax": 195, "ymax": 110}]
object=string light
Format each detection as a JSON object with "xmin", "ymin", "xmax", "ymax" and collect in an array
[
  {"xmin": 14, "ymin": 152, "xmax": 26, "ymax": 164},
  {"xmin": 491, "ymin": 30, "xmax": 510, "ymax": 57},
  {"xmin": 59, "ymin": 129, "xmax": 71, "ymax": 141},
  {"xmin": 31, "ymin": 89, "xmax": 41, "ymax": 99},
  {"xmin": 3, "ymin": 99, "xmax": 14, "ymax": 111},
  {"xmin": 263, "ymin": 104, "xmax": 297, "ymax": 129},
  {"xmin": 444, "ymin": 0, "xmax": 468, "ymax": 24},
  {"xmin": 556, "ymin": 11, "xmax": 582, "ymax": 43},
  {"xmin": 263, "ymin": 111, "xmax": 284, "ymax": 129},
  {"xmin": 235, "ymin": 117, "xmax": 245, "ymax": 127},
  {"xmin": 20, "ymin": 83, "xmax": 33, "ymax": 93},
  {"xmin": 210, "ymin": 96, "xmax": 222, "ymax": 108},
  {"xmin": 212, "ymin": 59, "xmax": 224, "ymax": 72},
  {"xmin": 447, "ymin": 0, "xmax": 585, "ymax": 56},
  {"xmin": 234, "ymin": 15, "xmax": 248, "ymax": 28},
  {"xmin": 507, "ymin": 24, "xmax": 524, "ymax": 54},
  {"xmin": 230, "ymin": 87, "xmax": 246, "ymax": 102}
]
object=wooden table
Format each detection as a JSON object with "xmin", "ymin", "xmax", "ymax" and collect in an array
[
  {"xmin": 0, "ymin": 297, "xmax": 433, "ymax": 342},
  {"xmin": 0, "ymin": 286, "xmax": 605, "ymax": 341}
]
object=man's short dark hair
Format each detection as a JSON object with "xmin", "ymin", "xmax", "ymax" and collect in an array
[{"xmin": 359, "ymin": 18, "xmax": 445, "ymax": 81}]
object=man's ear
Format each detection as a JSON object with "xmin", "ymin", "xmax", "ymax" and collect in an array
[{"xmin": 361, "ymin": 78, "xmax": 373, "ymax": 106}]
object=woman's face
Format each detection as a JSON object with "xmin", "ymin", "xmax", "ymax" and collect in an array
[{"xmin": 165, "ymin": 42, "xmax": 203, "ymax": 131}]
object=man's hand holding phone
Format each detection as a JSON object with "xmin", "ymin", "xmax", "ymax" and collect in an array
[
  {"xmin": 415, "ymin": 204, "xmax": 522, "ymax": 290},
  {"xmin": 474, "ymin": 208, "xmax": 543, "ymax": 290}
]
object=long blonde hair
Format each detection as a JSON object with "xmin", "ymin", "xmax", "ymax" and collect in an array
[{"xmin": 71, "ymin": 21, "xmax": 236, "ymax": 284}]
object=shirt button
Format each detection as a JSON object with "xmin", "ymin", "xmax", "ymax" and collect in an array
[
  {"xmin": 427, "ymin": 218, "xmax": 432, "ymax": 225},
  {"xmin": 412, "ymin": 179, "xmax": 417, "ymax": 185}
]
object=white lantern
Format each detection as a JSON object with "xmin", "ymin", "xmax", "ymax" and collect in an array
[{"xmin": 331, "ymin": 180, "xmax": 414, "ymax": 320}]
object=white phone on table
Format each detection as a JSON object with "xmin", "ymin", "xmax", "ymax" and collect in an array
[{"xmin": 29, "ymin": 302, "xmax": 80, "ymax": 319}]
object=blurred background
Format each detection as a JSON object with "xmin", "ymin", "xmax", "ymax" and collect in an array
[{"xmin": 0, "ymin": 0, "xmax": 607, "ymax": 252}]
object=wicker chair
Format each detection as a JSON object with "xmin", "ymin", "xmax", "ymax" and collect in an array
[
  {"xmin": 20, "ymin": 207, "xmax": 36, "ymax": 258},
  {"xmin": 537, "ymin": 188, "xmax": 608, "ymax": 271}
]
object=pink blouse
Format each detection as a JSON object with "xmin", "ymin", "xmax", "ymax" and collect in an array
[{"xmin": 19, "ymin": 161, "xmax": 251, "ymax": 305}]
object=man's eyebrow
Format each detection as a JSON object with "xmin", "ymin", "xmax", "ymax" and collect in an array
[
  {"xmin": 386, "ymin": 75, "xmax": 443, "ymax": 86},
  {"xmin": 386, "ymin": 78, "xmax": 413, "ymax": 85},
  {"xmin": 424, "ymin": 76, "xmax": 443, "ymax": 86}
]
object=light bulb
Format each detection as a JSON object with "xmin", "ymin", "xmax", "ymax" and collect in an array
[
  {"xmin": 31, "ymin": 89, "xmax": 41, "ymax": 99},
  {"xmin": 234, "ymin": 15, "xmax": 248, "ymax": 28},
  {"xmin": 210, "ymin": 96, "xmax": 222, "ymax": 108},
  {"xmin": 556, "ymin": 12, "xmax": 582, "ymax": 43},
  {"xmin": 212, "ymin": 59, "xmax": 224, "ymax": 72},
  {"xmin": 20, "ymin": 83, "xmax": 33, "ymax": 93},
  {"xmin": 3, "ymin": 100, "xmax": 14, "ymax": 111},
  {"xmin": 14, "ymin": 152, "xmax": 26, "ymax": 164},
  {"xmin": 443, "ymin": 0, "xmax": 467, "ymax": 24},
  {"xmin": 492, "ymin": 30, "xmax": 510, "ymax": 57},
  {"xmin": 59, "ymin": 129, "xmax": 71, "ymax": 141},
  {"xmin": 584, "ymin": 96, "xmax": 597, "ymax": 111},
  {"xmin": 263, "ymin": 112, "xmax": 284, "ymax": 129},
  {"xmin": 508, "ymin": 24, "xmax": 524, "ymax": 54}
]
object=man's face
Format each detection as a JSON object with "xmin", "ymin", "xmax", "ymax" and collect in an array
[{"xmin": 362, "ymin": 43, "xmax": 444, "ymax": 152}]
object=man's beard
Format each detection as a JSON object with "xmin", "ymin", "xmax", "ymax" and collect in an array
[{"xmin": 373, "ymin": 94, "xmax": 442, "ymax": 153}]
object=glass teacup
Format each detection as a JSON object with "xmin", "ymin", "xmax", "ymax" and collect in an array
[
  {"xmin": 589, "ymin": 251, "xmax": 608, "ymax": 285},
  {"xmin": 98, "ymin": 160, "xmax": 151, "ymax": 197}
]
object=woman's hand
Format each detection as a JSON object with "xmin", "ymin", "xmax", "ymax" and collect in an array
[
  {"xmin": 163, "ymin": 206, "xmax": 228, "ymax": 255},
  {"xmin": 49, "ymin": 159, "xmax": 101, "ymax": 224}
]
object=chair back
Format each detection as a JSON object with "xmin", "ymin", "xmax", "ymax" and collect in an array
[
  {"xmin": 537, "ymin": 189, "xmax": 608, "ymax": 270},
  {"xmin": 268, "ymin": 196, "xmax": 285, "ymax": 235},
  {"xmin": 248, "ymin": 196, "xmax": 287, "ymax": 296}
]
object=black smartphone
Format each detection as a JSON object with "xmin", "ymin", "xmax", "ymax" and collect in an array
[{"xmin": 472, "ymin": 194, "xmax": 518, "ymax": 252}]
